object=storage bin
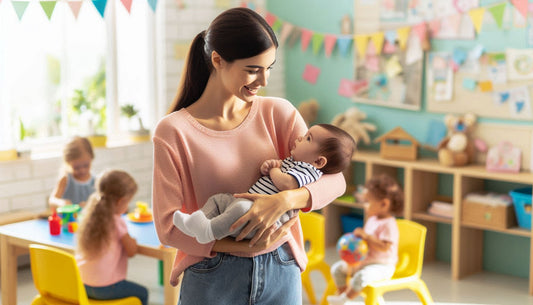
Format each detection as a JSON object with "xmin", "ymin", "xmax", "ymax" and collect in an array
[
  {"xmin": 509, "ymin": 187, "xmax": 532, "ymax": 229},
  {"xmin": 341, "ymin": 214, "xmax": 364, "ymax": 233}
]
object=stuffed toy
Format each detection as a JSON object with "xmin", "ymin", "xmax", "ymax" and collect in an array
[
  {"xmin": 437, "ymin": 113, "xmax": 477, "ymax": 167},
  {"xmin": 297, "ymin": 99, "xmax": 320, "ymax": 127},
  {"xmin": 331, "ymin": 107, "xmax": 376, "ymax": 145}
]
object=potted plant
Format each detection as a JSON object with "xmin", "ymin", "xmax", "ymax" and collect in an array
[
  {"xmin": 69, "ymin": 62, "xmax": 107, "ymax": 147},
  {"xmin": 120, "ymin": 104, "xmax": 150, "ymax": 143}
]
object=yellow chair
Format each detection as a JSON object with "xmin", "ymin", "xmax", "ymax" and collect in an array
[
  {"xmin": 29, "ymin": 244, "xmax": 141, "ymax": 305},
  {"xmin": 300, "ymin": 211, "xmax": 333, "ymax": 305},
  {"xmin": 324, "ymin": 219, "xmax": 434, "ymax": 305}
]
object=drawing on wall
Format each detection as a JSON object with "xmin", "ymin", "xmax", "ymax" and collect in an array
[{"xmin": 427, "ymin": 52, "xmax": 454, "ymax": 101}]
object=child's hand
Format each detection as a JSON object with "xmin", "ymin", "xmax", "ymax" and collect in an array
[
  {"xmin": 353, "ymin": 227, "xmax": 367, "ymax": 240},
  {"xmin": 260, "ymin": 159, "xmax": 282, "ymax": 175}
]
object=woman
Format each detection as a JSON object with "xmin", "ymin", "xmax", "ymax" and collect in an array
[{"xmin": 152, "ymin": 7, "xmax": 346, "ymax": 304}]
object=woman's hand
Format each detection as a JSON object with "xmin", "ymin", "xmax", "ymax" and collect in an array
[{"xmin": 231, "ymin": 192, "xmax": 290, "ymax": 246}]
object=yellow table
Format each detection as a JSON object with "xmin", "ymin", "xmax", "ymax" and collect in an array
[{"xmin": 0, "ymin": 217, "xmax": 179, "ymax": 305}]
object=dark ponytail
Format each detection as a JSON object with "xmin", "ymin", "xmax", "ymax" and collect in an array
[{"xmin": 168, "ymin": 8, "xmax": 278, "ymax": 113}]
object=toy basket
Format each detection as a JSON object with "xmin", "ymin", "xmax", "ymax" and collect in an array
[{"xmin": 509, "ymin": 188, "xmax": 532, "ymax": 229}]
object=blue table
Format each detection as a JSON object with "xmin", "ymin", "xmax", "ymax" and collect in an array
[{"xmin": 0, "ymin": 216, "xmax": 178, "ymax": 305}]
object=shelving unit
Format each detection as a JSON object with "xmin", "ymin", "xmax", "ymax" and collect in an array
[{"xmin": 322, "ymin": 150, "xmax": 533, "ymax": 294}]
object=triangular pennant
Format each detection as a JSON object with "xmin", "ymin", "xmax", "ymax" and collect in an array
[
  {"xmin": 68, "ymin": 1, "xmax": 82, "ymax": 19},
  {"xmin": 382, "ymin": 40, "xmax": 396, "ymax": 54},
  {"xmin": 300, "ymin": 29, "xmax": 313, "ymax": 52},
  {"xmin": 120, "ymin": 0, "xmax": 132, "ymax": 13},
  {"xmin": 468, "ymin": 7, "xmax": 485, "ymax": 34},
  {"xmin": 279, "ymin": 22, "xmax": 294, "ymax": 44},
  {"xmin": 488, "ymin": 2, "xmax": 506, "ymax": 28},
  {"xmin": 271, "ymin": 19, "xmax": 282, "ymax": 32},
  {"xmin": 11, "ymin": 1, "xmax": 29, "ymax": 20},
  {"xmin": 40, "ymin": 1, "xmax": 57, "ymax": 20},
  {"xmin": 384, "ymin": 30, "xmax": 397, "ymax": 44},
  {"xmin": 516, "ymin": 101, "xmax": 525, "ymax": 112},
  {"xmin": 412, "ymin": 22, "xmax": 427, "ymax": 42},
  {"xmin": 336, "ymin": 35, "xmax": 352, "ymax": 57},
  {"xmin": 369, "ymin": 32, "xmax": 385, "ymax": 55},
  {"xmin": 396, "ymin": 26, "xmax": 410, "ymax": 50},
  {"xmin": 265, "ymin": 12, "xmax": 276, "ymax": 27},
  {"xmin": 92, "ymin": 0, "xmax": 107, "ymax": 18},
  {"xmin": 428, "ymin": 19, "xmax": 441, "ymax": 37},
  {"xmin": 311, "ymin": 33, "xmax": 325, "ymax": 55},
  {"xmin": 287, "ymin": 27, "xmax": 301, "ymax": 47},
  {"xmin": 354, "ymin": 34, "xmax": 368, "ymax": 59},
  {"xmin": 324, "ymin": 34, "xmax": 337, "ymax": 58},
  {"xmin": 511, "ymin": 0, "xmax": 528, "ymax": 18},
  {"xmin": 147, "ymin": 0, "xmax": 157, "ymax": 12}
]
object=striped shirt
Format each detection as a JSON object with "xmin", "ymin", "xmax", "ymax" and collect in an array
[{"xmin": 248, "ymin": 157, "xmax": 323, "ymax": 195}]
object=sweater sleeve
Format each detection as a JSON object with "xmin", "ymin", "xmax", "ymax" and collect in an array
[{"xmin": 152, "ymin": 118, "xmax": 215, "ymax": 258}]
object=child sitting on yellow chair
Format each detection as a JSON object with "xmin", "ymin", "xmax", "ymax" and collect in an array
[{"xmin": 328, "ymin": 174, "xmax": 404, "ymax": 305}]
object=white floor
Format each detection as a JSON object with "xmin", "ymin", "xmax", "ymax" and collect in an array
[{"xmin": 6, "ymin": 247, "xmax": 533, "ymax": 305}]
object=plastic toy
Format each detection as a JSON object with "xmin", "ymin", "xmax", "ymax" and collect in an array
[
  {"xmin": 127, "ymin": 201, "xmax": 153, "ymax": 223},
  {"xmin": 57, "ymin": 204, "xmax": 81, "ymax": 232},
  {"xmin": 48, "ymin": 211, "xmax": 61, "ymax": 235},
  {"xmin": 336, "ymin": 233, "xmax": 368, "ymax": 265}
]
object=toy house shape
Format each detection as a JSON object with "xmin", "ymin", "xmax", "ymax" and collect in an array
[{"xmin": 374, "ymin": 127, "xmax": 420, "ymax": 160}]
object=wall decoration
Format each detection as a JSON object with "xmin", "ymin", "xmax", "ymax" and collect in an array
[
  {"xmin": 302, "ymin": 64, "xmax": 321, "ymax": 85},
  {"xmin": 506, "ymin": 48, "xmax": 533, "ymax": 81}
]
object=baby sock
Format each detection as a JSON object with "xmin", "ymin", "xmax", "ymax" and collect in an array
[
  {"xmin": 184, "ymin": 210, "xmax": 215, "ymax": 244},
  {"xmin": 173, "ymin": 210, "xmax": 195, "ymax": 236},
  {"xmin": 326, "ymin": 292, "xmax": 349, "ymax": 305}
]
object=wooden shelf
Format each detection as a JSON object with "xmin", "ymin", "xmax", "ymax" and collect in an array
[{"xmin": 324, "ymin": 150, "xmax": 533, "ymax": 294}]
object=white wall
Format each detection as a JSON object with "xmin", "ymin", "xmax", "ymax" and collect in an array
[{"xmin": 0, "ymin": 142, "xmax": 153, "ymax": 214}]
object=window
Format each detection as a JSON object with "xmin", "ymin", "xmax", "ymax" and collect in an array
[{"xmin": 0, "ymin": 0, "xmax": 156, "ymax": 151}]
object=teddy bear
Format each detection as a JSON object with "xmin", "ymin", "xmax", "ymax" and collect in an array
[
  {"xmin": 330, "ymin": 106, "xmax": 376, "ymax": 145},
  {"xmin": 437, "ymin": 113, "xmax": 477, "ymax": 167},
  {"xmin": 297, "ymin": 99, "xmax": 320, "ymax": 127}
]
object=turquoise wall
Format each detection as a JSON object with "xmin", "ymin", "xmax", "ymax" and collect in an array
[{"xmin": 267, "ymin": 0, "xmax": 531, "ymax": 278}]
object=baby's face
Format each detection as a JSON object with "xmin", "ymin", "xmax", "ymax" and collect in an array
[{"xmin": 291, "ymin": 125, "xmax": 330, "ymax": 165}]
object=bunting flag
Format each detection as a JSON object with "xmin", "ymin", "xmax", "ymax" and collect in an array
[
  {"xmin": 428, "ymin": 19, "xmax": 441, "ymax": 37},
  {"xmin": 68, "ymin": 1, "xmax": 82, "ymax": 19},
  {"xmin": 264, "ymin": 12, "xmax": 276, "ymax": 27},
  {"xmin": 120, "ymin": 0, "xmax": 132, "ymax": 13},
  {"xmin": 354, "ymin": 34, "xmax": 369, "ymax": 59},
  {"xmin": 311, "ymin": 33, "xmax": 324, "ymax": 55},
  {"xmin": 279, "ymin": 22, "xmax": 294, "ymax": 44},
  {"xmin": 468, "ymin": 7, "xmax": 486, "ymax": 33},
  {"xmin": 147, "ymin": 0, "xmax": 157, "ymax": 12},
  {"xmin": 91, "ymin": 0, "xmax": 107, "ymax": 18},
  {"xmin": 412, "ymin": 22, "xmax": 427, "ymax": 42},
  {"xmin": 396, "ymin": 26, "xmax": 410, "ymax": 50},
  {"xmin": 336, "ymin": 35, "xmax": 352, "ymax": 57},
  {"xmin": 324, "ymin": 34, "xmax": 337, "ymax": 58},
  {"xmin": 11, "ymin": 1, "xmax": 29, "ymax": 20},
  {"xmin": 300, "ymin": 29, "xmax": 313, "ymax": 52},
  {"xmin": 39, "ymin": 1, "xmax": 56, "ymax": 20},
  {"xmin": 271, "ymin": 18, "xmax": 282, "ymax": 32},
  {"xmin": 511, "ymin": 0, "xmax": 528, "ymax": 17},
  {"xmin": 488, "ymin": 2, "xmax": 507, "ymax": 28},
  {"xmin": 384, "ymin": 30, "xmax": 397, "ymax": 45},
  {"xmin": 369, "ymin": 32, "xmax": 384, "ymax": 55}
]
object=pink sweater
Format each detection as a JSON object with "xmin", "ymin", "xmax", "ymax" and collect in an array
[{"xmin": 152, "ymin": 97, "xmax": 346, "ymax": 286}]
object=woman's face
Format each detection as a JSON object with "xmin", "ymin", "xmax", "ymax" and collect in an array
[{"xmin": 218, "ymin": 46, "xmax": 277, "ymax": 102}]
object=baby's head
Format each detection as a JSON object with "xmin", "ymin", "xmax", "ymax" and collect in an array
[
  {"xmin": 291, "ymin": 124, "xmax": 356, "ymax": 174},
  {"xmin": 364, "ymin": 174, "xmax": 404, "ymax": 216},
  {"xmin": 63, "ymin": 136, "xmax": 94, "ymax": 180}
]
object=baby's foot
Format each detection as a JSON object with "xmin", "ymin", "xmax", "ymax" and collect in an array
[
  {"xmin": 327, "ymin": 293, "xmax": 348, "ymax": 305},
  {"xmin": 173, "ymin": 210, "xmax": 195, "ymax": 237},
  {"xmin": 185, "ymin": 211, "xmax": 215, "ymax": 244}
]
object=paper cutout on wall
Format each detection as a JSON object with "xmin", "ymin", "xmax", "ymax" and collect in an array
[
  {"xmin": 354, "ymin": 35, "xmax": 369, "ymax": 59},
  {"xmin": 147, "ymin": 0, "xmax": 157, "ymax": 12},
  {"xmin": 493, "ymin": 90, "xmax": 511, "ymax": 105},
  {"xmin": 462, "ymin": 78, "xmax": 477, "ymax": 91},
  {"xmin": 511, "ymin": 0, "xmax": 528, "ymax": 18},
  {"xmin": 506, "ymin": 48, "xmax": 533, "ymax": 80},
  {"xmin": 338, "ymin": 78, "xmax": 354, "ymax": 97},
  {"xmin": 302, "ymin": 64, "xmax": 320, "ymax": 84},
  {"xmin": 478, "ymin": 80, "xmax": 494, "ymax": 92},
  {"xmin": 311, "ymin": 33, "xmax": 324, "ymax": 55},
  {"xmin": 385, "ymin": 55, "xmax": 402, "ymax": 78},
  {"xmin": 279, "ymin": 23, "xmax": 294, "ymax": 44},
  {"xmin": 336, "ymin": 35, "xmax": 352, "ymax": 57},
  {"xmin": 509, "ymin": 86, "xmax": 532, "ymax": 118},
  {"xmin": 300, "ymin": 29, "xmax": 313, "ymax": 52},
  {"xmin": 488, "ymin": 2, "xmax": 507, "ymax": 28},
  {"xmin": 428, "ymin": 52, "xmax": 454, "ymax": 101},
  {"xmin": 324, "ymin": 34, "xmax": 337, "ymax": 58}
]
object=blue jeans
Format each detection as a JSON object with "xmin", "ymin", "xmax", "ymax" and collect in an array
[
  {"xmin": 179, "ymin": 243, "xmax": 302, "ymax": 305},
  {"xmin": 85, "ymin": 280, "xmax": 148, "ymax": 305}
]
